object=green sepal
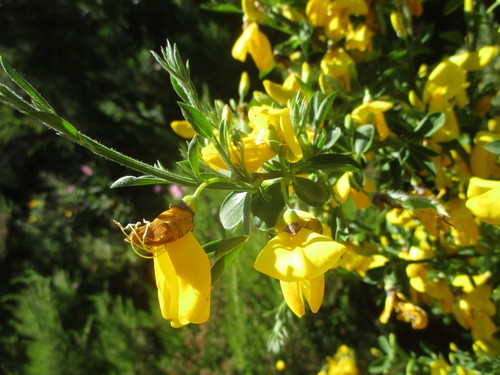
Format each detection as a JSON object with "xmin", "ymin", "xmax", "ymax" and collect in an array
[
  {"xmin": 303, "ymin": 154, "xmax": 361, "ymax": 172},
  {"xmin": 110, "ymin": 175, "xmax": 169, "ymax": 188},
  {"xmin": 292, "ymin": 177, "xmax": 331, "ymax": 207},
  {"xmin": 178, "ymin": 102, "xmax": 214, "ymax": 139},
  {"xmin": 353, "ymin": 124, "xmax": 374, "ymax": 155},
  {"xmin": 252, "ymin": 183, "xmax": 285, "ymax": 230},
  {"xmin": 220, "ymin": 192, "xmax": 250, "ymax": 230},
  {"xmin": 203, "ymin": 236, "xmax": 248, "ymax": 257}
]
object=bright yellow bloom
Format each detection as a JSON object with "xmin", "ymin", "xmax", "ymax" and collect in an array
[
  {"xmin": 232, "ymin": 22, "xmax": 274, "ymax": 72},
  {"xmin": 338, "ymin": 242, "xmax": 388, "ymax": 276},
  {"xmin": 470, "ymin": 131, "xmax": 500, "ymax": 179},
  {"xmin": 452, "ymin": 273, "xmax": 498, "ymax": 341},
  {"xmin": 306, "ymin": 0, "xmax": 331, "ymax": 27},
  {"xmin": 345, "ymin": 23, "xmax": 374, "ymax": 51},
  {"xmin": 117, "ymin": 204, "xmax": 211, "ymax": 327},
  {"xmin": 466, "ymin": 177, "xmax": 500, "ymax": 226},
  {"xmin": 320, "ymin": 47, "xmax": 355, "ymax": 92},
  {"xmin": 201, "ymin": 134, "xmax": 275, "ymax": 173},
  {"xmin": 263, "ymin": 73, "xmax": 301, "ymax": 105},
  {"xmin": 325, "ymin": 345, "xmax": 362, "ymax": 375},
  {"xmin": 390, "ymin": 12, "xmax": 407, "ymax": 38},
  {"xmin": 248, "ymin": 106, "xmax": 303, "ymax": 162},
  {"xmin": 352, "ymin": 100, "xmax": 393, "ymax": 141},
  {"xmin": 241, "ymin": 0, "xmax": 264, "ymax": 23},
  {"xmin": 170, "ymin": 120, "xmax": 195, "ymax": 139},
  {"xmin": 449, "ymin": 46, "xmax": 499, "ymax": 71},
  {"xmin": 422, "ymin": 60, "xmax": 467, "ymax": 141},
  {"xmin": 275, "ymin": 360, "xmax": 286, "ymax": 371},
  {"xmin": 430, "ymin": 358, "xmax": 450, "ymax": 375},
  {"xmin": 380, "ymin": 291, "xmax": 428, "ymax": 329},
  {"xmin": 446, "ymin": 196, "xmax": 479, "ymax": 246},
  {"xmin": 423, "ymin": 60, "xmax": 468, "ymax": 109},
  {"xmin": 254, "ymin": 225, "xmax": 346, "ymax": 317},
  {"xmin": 405, "ymin": 247, "xmax": 454, "ymax": 313}
]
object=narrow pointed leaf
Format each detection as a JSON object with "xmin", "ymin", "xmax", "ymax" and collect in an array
[{"xmin": 178, "ymin": 102, "xmax": 213, "ymax": 139}]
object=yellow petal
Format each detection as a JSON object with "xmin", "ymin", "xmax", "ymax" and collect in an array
[
  {"xmin": 254, "ymin": 229, "xmax": 346, "ymax": 282},
  {"xmin": 466, "ymin": 187, "xmax": 500, "ymax": 225},
  {"xmin": 170, "ymin": 120, "xmax": 195, "ymax": 139},
  {"xmin": 302, "ymin": 275, "xmax": 325, "ymax": 313},
  {"xmin": 280, "ymin": 280, "xmax": 305, "ymax": 318},
  {"xmin": 155, "ymin": 232, "xmax": 211, "ymax": 327}
]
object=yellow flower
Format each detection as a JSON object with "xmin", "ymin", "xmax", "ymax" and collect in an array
[
  {"xmin": 423, "ymin": 60, "xmax": 468, "ymax": 109},
  {"xmin": 449, "ymin": 46, "xmax": 499, "ymax": 71},
  {"xmin": 430, "ymin": 358, "xmax": 450, "ymax": 375},
  {"xmin": 380, "ymin": 291, "xmax": 428, "ymax": 329},
  {"xmin": 306, "ymin": 0, "xmax": 331, "ymax": 27},
  {"xmin": 263, "ymin": 73, "xmax": 301, "ymax": 105},
  {"xmin": 170, "ymin": 120, "xmax": 195, "ymax": 139},
  {"xmin": 446, "ymin": 196, "xmax": 479, "ymax": 246},
  {"xmin": 248, "ymin": 105, "xmax": 303, "ymax": 162},
  {"xmin": 452, "ymin": 273, "xmax": 498, "ymax": 341},
  {"xmin": 352, "ymin": 100, "xmax": 393, "ymax": 141},
  {"xmin": 338, "ymin": 242, "xmax": 388, "ymax": 277},
  {"xmin": 232, "ymin": 22, "xmax": 274, "ymax": 72},
  {"xmin": 405, "ymin": 247, "xmax": 454, "ymax": 313},
  {"xmin": 390, "ymin": 12, "xmax": 407, "ymax": 38},
  {"xmin": 320, "ymin": 47, "xmax": 355, "ymax": 92},
  {"xmin": 326, "ymin": 345, "xmax": 362, "ymax": 375},
  {"xmin": 117, "ymin": 204, "xmax": 211, "ymax": 327},
  {"xmin": 275, "ymin": 359, "xmax": 286, "ymax": 371},
  {"xmin": 345, "ymin": 23, "xmax": 374, "ymax": 51},
  {"xmin": 201, "ymin": 134, "xmax": 275, "ymax": 173},
  {"xmin": 254, "ymin": 224, "xmax": 346, "ymax": 317},
  {"xmin": 466, "ymin": 177, "xmax": 500, "ymax": 226},
  {"xmin": 469, "ymin": 131, "xmax": 500, "ymax": 179},
  {"xmin": 241, "ymin": 0, "xmax": 264, "ymax": 23}
]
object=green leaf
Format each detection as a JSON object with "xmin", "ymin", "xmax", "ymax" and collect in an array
[
  {"xmin": 110, "ymin": 175, "xmax": 168, "ymax": 188},
  {"xmin": 330, "ymin": 205, "xmax": 349, "ymax": 242},
  {"xmin": 178, "ymin": 102, "xmax": 213, "ymax": 139},
  {"xmin": 292, "ymin": 177, "xmax": 330, "ymax": 207},
  {"xmin": 484, "ymin": 140, "xmax": 500, "ymax": 154},
  {"xmin": 170, "ymin": 75, "xmax": 190, "ymax": 104},
  {"xmin": 323, "ymin": 127, "xmax": 342, "ymax": 149},
  {"xmin": 0, "ymin": 56, "xmax": 55, "ymax": 112},
  {"xmin": 187, "ymin": 135, "xmax": 200, "ymax": 178},
  {"xmin": 304, "ymin": 154, "xmax": 361, "ymax": 172},
  {"xmin": 0, "ymin": 84, "xmax": 34, "ymax": 112},
  {"xmin": 438, "ymin": 30, "xmax": 463, "ymax": 45},
  {"xmin": 315, "ymin": 92, "xmax": 336, "ymax": 124},
  {"xmin": 210, "ymin": 248, "xmax": 240, "ymax": 285},
  {"xmin": 382, "ymin": 190, "xmax": 448, "ymax": 216},
  {"xmin": 203, "ymin": 236, "xmax": 248, "ymax": 257},
  {"xmin": 353, "ymin": 125, "xmax": 374, "ymax": 155},
  {"xmin": 363, "ymin": 266, "xmax": 386, "ymax": 285},
  {"xmin": 252, "ymin": 183, "xmax": 285, "ymax": 230},
  {"xmin": 443, "ymin": 0, "xmax": 463, "ymax": 15},
  {"xmin": 413, "ymin": 112, "xmax": 445, "ymax": 138},
  {"xmin": 26, "ymin": 111, "xmax": 79, "ymax": 138},
  {"xmin": 220, "ymin": 192, "xmax": 249, "ymax": 230},
  {"xmin": 200, "ymin": 3, "xmax": 242, "ymax": 13}
]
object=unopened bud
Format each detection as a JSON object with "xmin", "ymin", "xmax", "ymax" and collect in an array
[{"xmin": 239, "ymin": 71, "xmax": 250, "ymax": 100}]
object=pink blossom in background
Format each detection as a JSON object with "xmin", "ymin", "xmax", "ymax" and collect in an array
[
  {"xmin": 168, "ymin": 184, "xmax": 185, "ymax": 200},
  {"xmin": 153, "ymin": 185, "xmax": 162, "ymax": 193},
  {"xmin": 80, "ymin": 165, "xmax": 93, "ymax": 176}
]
